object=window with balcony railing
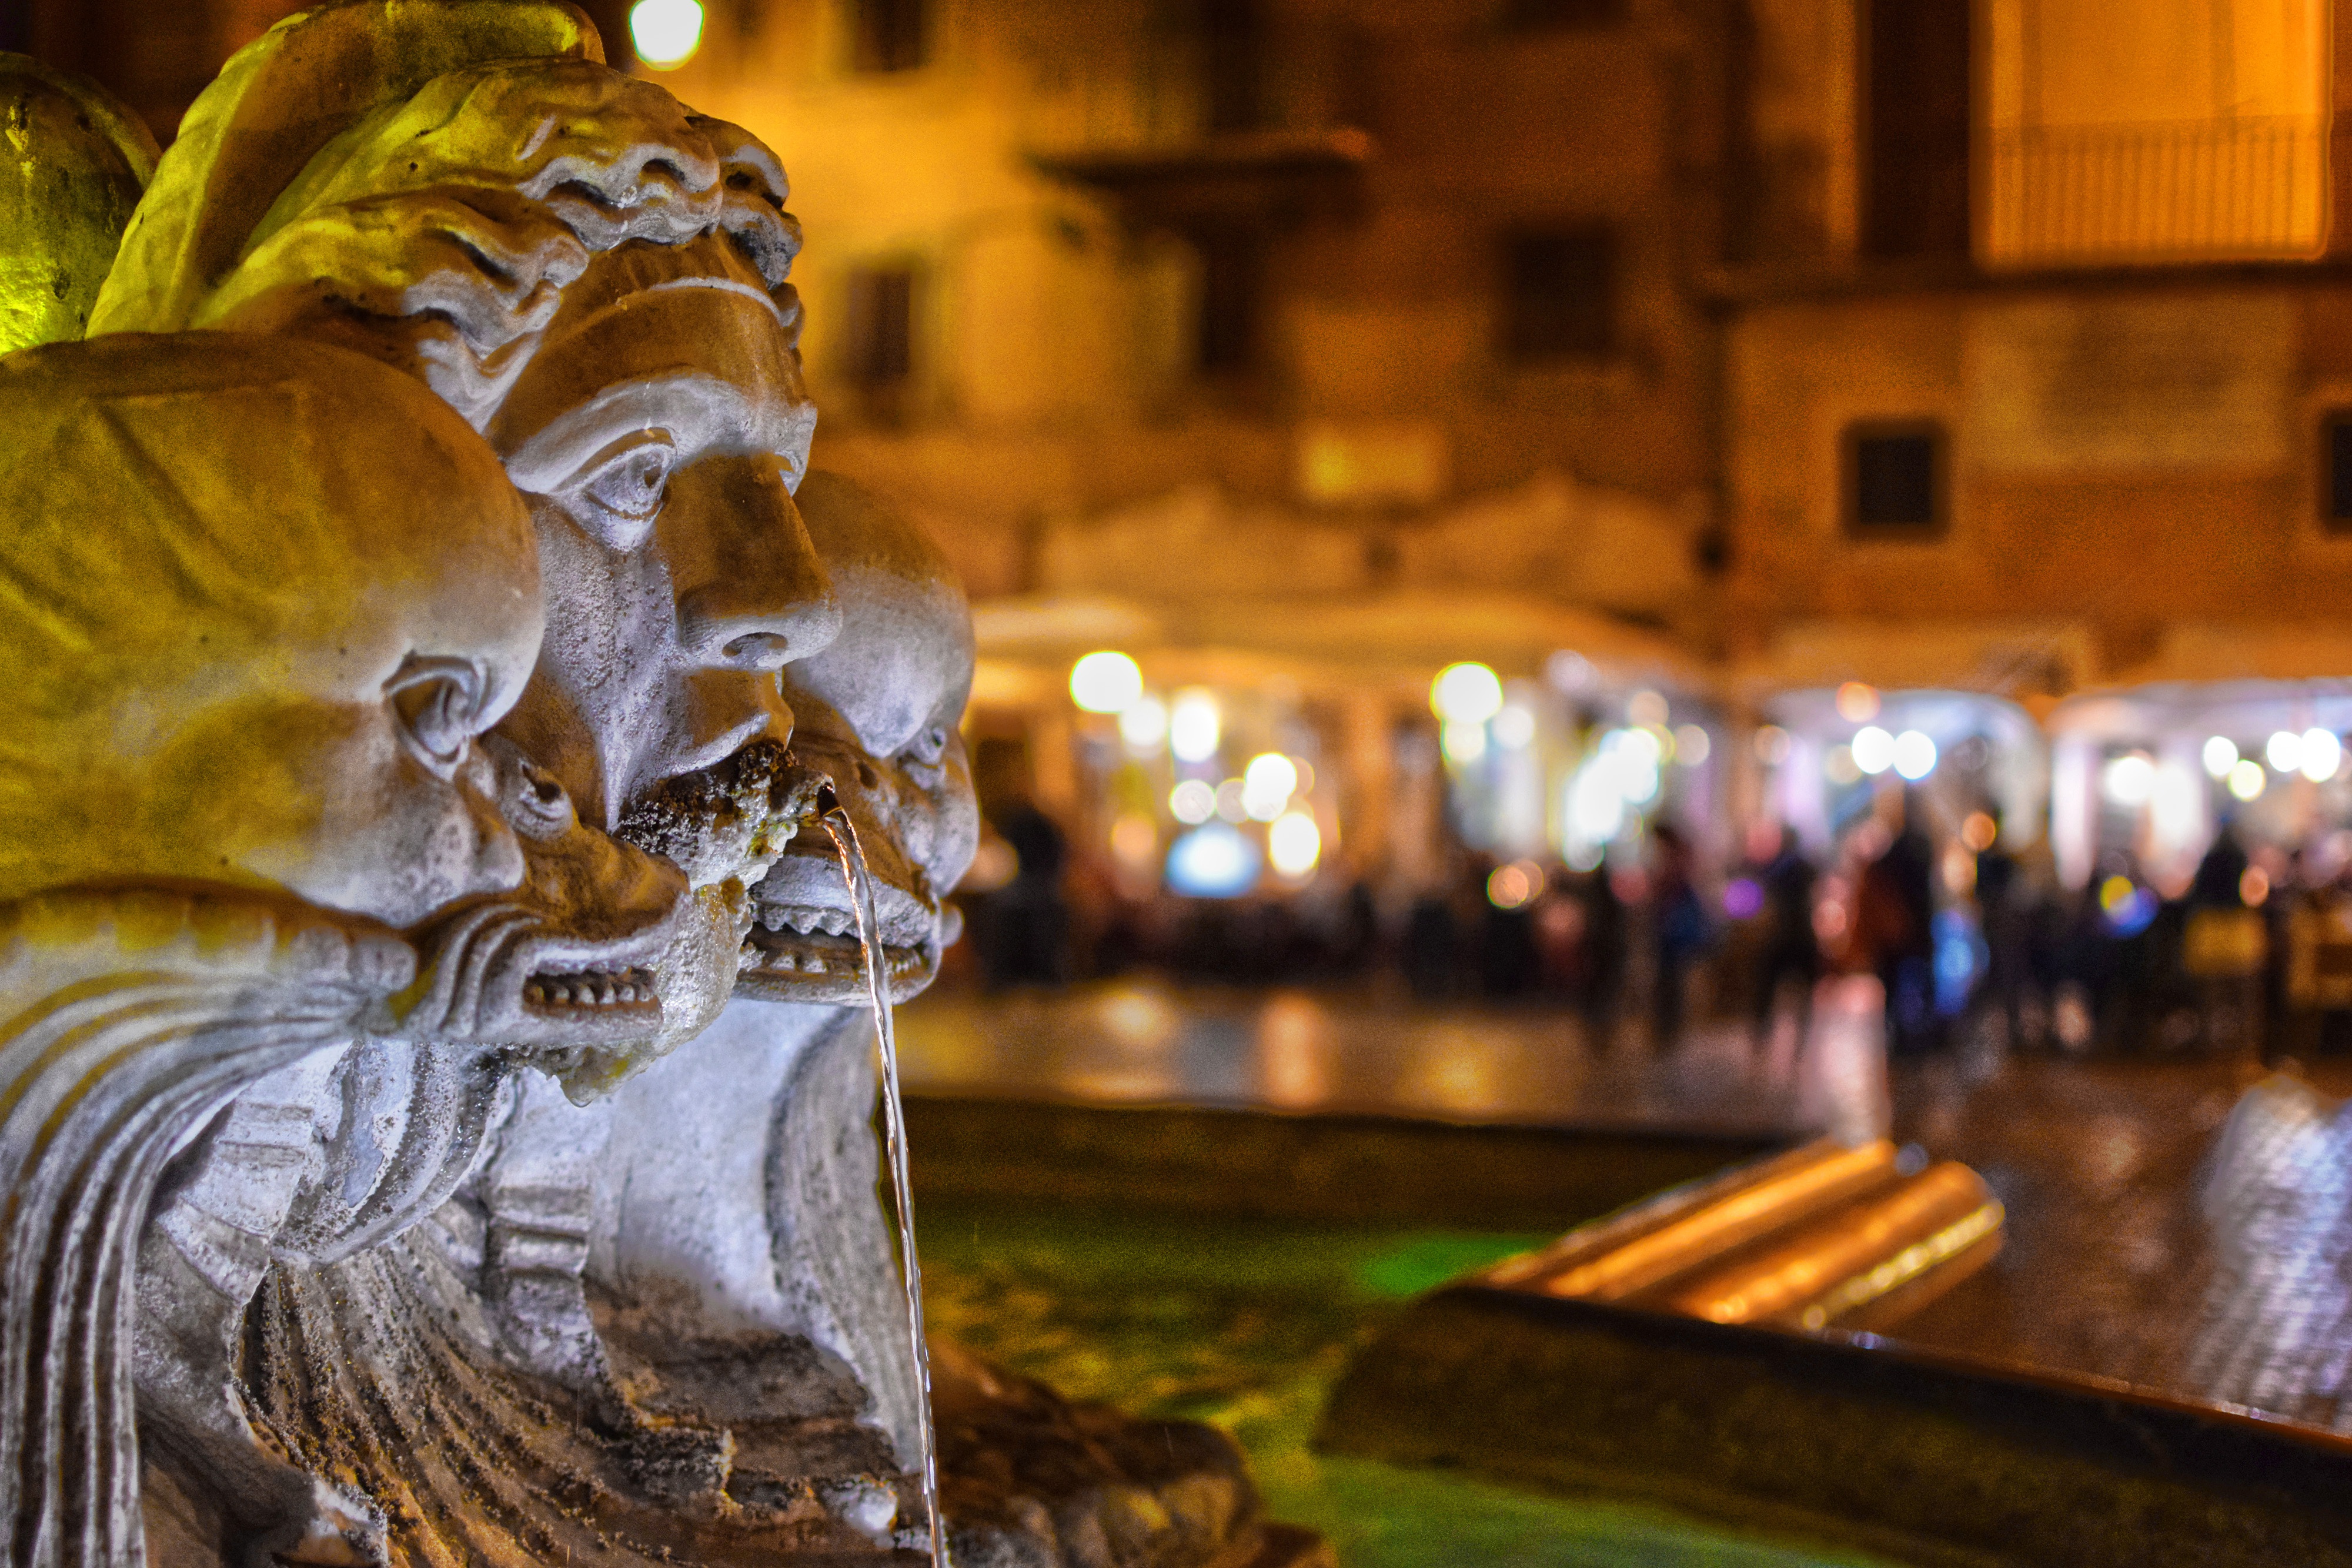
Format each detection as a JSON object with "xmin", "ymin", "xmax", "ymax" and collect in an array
[
  {"xmin": 1977, "ymin": 0, "xmax": 2328, "ymax": 267},
  {"xmin": 1984, "ymin": 115, "xmax": 2324, "ymax": 265}
]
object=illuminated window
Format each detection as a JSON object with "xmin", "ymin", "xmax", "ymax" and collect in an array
[
  {"xmin": 1500, "ymin": 0, "xmax": 1623, "ymax": 30},
  {"xmin": 2325, "ymin": 412, "xmax": 2352, "ymax": 531},
  {"xmin": 1844, "ymin": 423, "xmax": 1945, "ymax": 537},
  {"xmin": 844, "ymin": 265, "xmax": 916, "ymax": 389},
  {"xmin": 852, "ymin": 0, "xmax": 924, "ymax": 72},
  {"xmin": 1501, "ymin": 226, "xmax": 1613, "ymax": 362}
]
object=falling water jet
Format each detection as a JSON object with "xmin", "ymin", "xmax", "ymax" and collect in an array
[{"xmin": 821, "ymin": 789, "xmax": 948, "ymax": 1568}]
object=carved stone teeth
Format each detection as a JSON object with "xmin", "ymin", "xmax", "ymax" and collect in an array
[
  {"xmin": 818, "ymin": 909, "xmax": 850, "ymax": 937},
  {"xmin": 760, "ymin": 906, "xmax": 789, "ymax": 932},
  {"xmin": 776, "ymin": 951, "xmax": 798, "ymax": 971},
  {"xmin": 787, "ymin": 908, "xmax": 820, "ymax": 935},
  {"xmin": 596, "ymin": 979, "xmax": 617, "ymax": 1005},
  {"xmin": 526, "ymin": 981, "xmax": 546, "ymax": 1006},
  {"xmin": 803, "ymin": 953, "xmax": 827, "ymax": 973}
]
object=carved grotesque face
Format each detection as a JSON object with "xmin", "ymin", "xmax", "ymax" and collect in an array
[
  {"xmin": 490, "ymin": 249, "xmax": 836, "ymax": 854},
  {"xmin": 737, "ymin": 474, "xmax": 980, "ymax": 1004},
  {"xmin": 0, "ymin": 336, "xmax": 544, "ymax": 934}
]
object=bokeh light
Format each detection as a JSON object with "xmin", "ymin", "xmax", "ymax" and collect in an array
[
  {"xmin": 1852, "ymin": 726, "xmax": 1895, "ymax": 775},
  {"xmin": 2303, "ymin": 728, "xmax": 2342, "ymax": 783},
  {"xmin": 1119, "ymin": 695, "xmax": 1168, "ymax": 751},
  {"xmin": 1268, "ymin": 811, "xmax": 1322, "ymax": 878},
  {"xmin": 1835, "ymin": 682, "xmax": 1880, "ymax": 723},
  {"xmin": 1070, "ymin": 650, "xmax": 1143, "ymax": 713},
  {"xmin": 2203, "ymin": 735, "xmax": 2240, "ymax": 778},
  {"xmin": 1166, "ymin": 824, "xmax": 1259, "ymax": 898},
  {"xmin": 1168, "ymin": 779, "xmax": 1215, "ymax": 824},
  {"xmin": 1169, "ymin": 688, "xmax": 1221, "ymax": 761},
  {"xmin": 1242, "ymin": 753, "xmax": 1299, "ymax": 820},
  {"xmin": 1892, "ymin": 729, "xmax": 1937, "ymax": 781},
  {"xmin": 2229, "ymin": 758, "xmax": 2267, "ymax": 801},
  {"xmin": 1431, "ymin": 661, "xmax": 1504, "ymax": 724},
  {"xmin": 2102, "ymin": 753, "xmax": 2154, "ymax": 807},
  {"xmin": 629, "ymin": 0, "xmax": 706, "ymax": 68},
  {"xmin": 1441, "ymin": 719, "xmax": 1489, "ymax": 765}
]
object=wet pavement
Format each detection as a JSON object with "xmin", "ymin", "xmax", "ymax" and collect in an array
[
  {"xmin": 897, "ymin": 978, "xmax": 2352, "ymax": 1432},
  {"xmin": 896, "ymin": 977, "xmax": 1889, "ymax": 1143}
]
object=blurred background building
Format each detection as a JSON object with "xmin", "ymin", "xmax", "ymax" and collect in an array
[{"xmin": 21, "ymin": 0, "xmax": 2352, "ymax": 1048}]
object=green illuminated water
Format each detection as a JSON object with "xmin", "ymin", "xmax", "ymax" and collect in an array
[{"xmin": 918, "ymin": 1203, "xmax": 1897, "ymax": 1568}]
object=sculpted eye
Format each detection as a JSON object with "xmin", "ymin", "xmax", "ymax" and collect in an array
[
  {"xmin": 571, "ymin": 440, "xmax": 675, "ymax": 544},
  {"xmin": 903, "ymin": 726, "xmax": 950, "ymax": 768},
  {"xmin": 385, "ymin": 657, "xmax": 487, "ymax": 778}
]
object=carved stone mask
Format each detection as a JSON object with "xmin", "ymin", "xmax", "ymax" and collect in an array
[
  {"xmin": 740, "ymin": 474, "xmax": 981, "ymax": 1004},
  {"xmin": 0, "ymin": 333, "xmax": 543, "ymax": 930},
  {"xmin": 490, "ymin": 232, "xmax": 837, "ymax": 840}
]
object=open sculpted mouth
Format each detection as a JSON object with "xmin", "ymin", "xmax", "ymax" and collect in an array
[
  {"xmin": 523, "ymin": 967, "xmax": 659, "ymax": 1017},
  {"xmin": 615, "ymin": 738, "xmax": 822, "ymax": 893},
  {"xmin": 736, "ymin": 844, "xmax": 940, "ymax": 1004}
]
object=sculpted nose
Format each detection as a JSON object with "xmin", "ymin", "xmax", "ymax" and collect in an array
[{"xmin": 671, "ymin": 457, "xmax": 841, "ymax": 671}]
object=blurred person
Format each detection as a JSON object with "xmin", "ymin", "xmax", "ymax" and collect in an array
[
  {"xmin": 1974, "ymin": 813, "xmax": 2032, "ymax": 1049},
  {"xmin": 969, "ymin": 743, "xmax": 1073, "ymax": 987},
  {"xmin": 1750, "ymin": 824, "xmax": 1821, "ymax": 1051},
  {"xmin": 1405, "ymin": 887, "xmax": 1457, "ymax": 1002},
  {"xmin": 1858, "ymin": 795, "xmax": 1938, "ymax": 1054},
  {"xmin": 1579, "ymin": 863, "xmax": 1629, "ymax": 1045},
  {"xmin": 1649, "ymin": 823, "xmax": 1709, "ymax": 1050}
]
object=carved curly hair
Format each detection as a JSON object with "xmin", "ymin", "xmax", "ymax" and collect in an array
[{"xmin": 91, "ymin": 11, "xmax": 801, "ymax": 432}]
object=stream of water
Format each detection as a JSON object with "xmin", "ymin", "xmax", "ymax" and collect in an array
[{"xmin": 824, "ymin": 805, "xmax": 947, "ymax": 1568}]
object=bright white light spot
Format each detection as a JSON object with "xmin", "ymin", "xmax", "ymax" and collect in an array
[
  {"xmin": 1566, "ymin": 763, "xmax": 1626, "ymax": 855},
  {"xmin": 1431, "ymin": 662, "xmax": 1504, "ymax": 724},
  {"xmin": 1441, "ymin": 719, "xmax": 1489, "ymax": 765},
  {"xmin": 1673, "ymin": 724, "xmax": 1712, "ymax": 767},
  {"xmin": 1628, "ymin": 690, "xmax": 1669, "ymax": 728},
  {"xmin": 1601, "ymin": 727, "xmax": 1661, "ymax": 804},
  {"xmin": 2268, "ymin": 730, "xmax": 2305, "ymax": 774},
  {"xmin": 2102, "ymin": 753, "xmax": 2154, "ymax": 807},
  {"xmin": 2304, "ymin": 728, "xmax": 2343, "ymax": 783},
  {"xmin": 1852, "ymin": 726, "xmax": 1895, "ymax": 775},
  {"xmin": 1268, "ymin": 811, "xmax": 1322, "ymax": 878},
  {"xmin": 2229, "ymin": 758, "xmax": 2267, "ymax": 801},
  {"xmin": 1242, "ymin": 752, "xmax": 1298, "ymax": 820},
  {"xmin": 629, "ymin": 0, "xmax": 706, "ymax": 68},
  {"xmin": 1070, "ymin": 650, "xmax": 1143, "ymax": 713},
  {"xmin": 1166, "ymin": 823, "xmax": 1259, "ymax": 898},
  {"xmin": 1119, "ymin": 696, "xmax": 1168, "ymax": 751},
  {"xmin": 1892, "ymin": 730, "xmax": 1937, "ymax": 781},
  {"xmin": 1170, "ymin": 688, "xmax": 1221, "ymax": 762},
  {"xmin": 1169, "ymin": 779, "xmax": 1215, "ymax": 825},
  {"xmin": 1492, "ymin": 705, "xmax": 1536, "ymax": 750},
  {"xmin": 1214, "ymin": 779, "xmax": 1249, "ymax": 823},
  {"xmin": 2203, "ymin": 736, "xmax": 2240, "ymax": 778}
]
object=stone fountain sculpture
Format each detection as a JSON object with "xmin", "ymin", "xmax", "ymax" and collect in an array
[
  {"xmin": 0, "ymin": 329, "xmax": 684, "ymax": 1566},
  {"xmin": 2, "ymin": 6, "xmax": 1315, "ymax": 1566}
]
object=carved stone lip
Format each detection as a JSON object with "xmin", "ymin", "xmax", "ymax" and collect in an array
[
  {"xmin": 395, "ymin": 902, "xmax": 680, "ymax": 1048},
  {"xmin": 735, "ymin": 845, "xmax": 939, "ymax": 1004}
]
